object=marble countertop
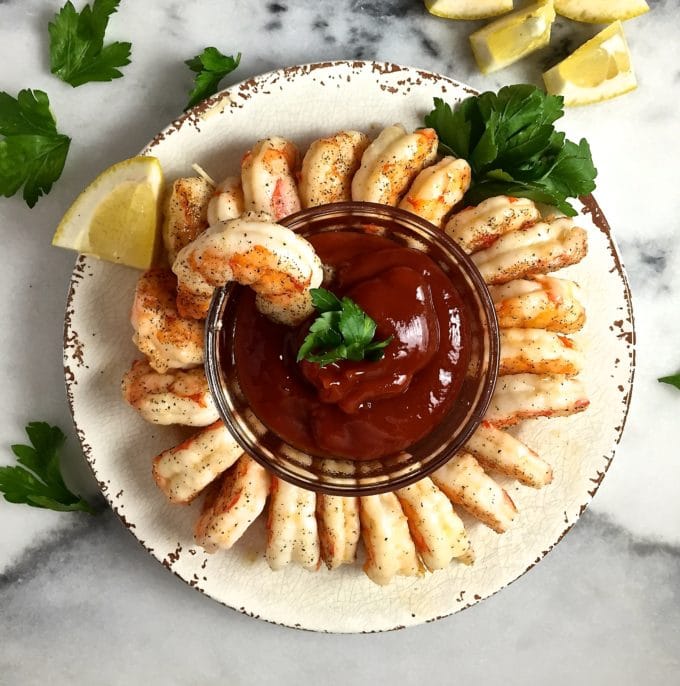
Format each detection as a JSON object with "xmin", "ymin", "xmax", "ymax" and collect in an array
[{"xmin": 1, "ymin": 0, "xmax": 679, "ymax": 683}]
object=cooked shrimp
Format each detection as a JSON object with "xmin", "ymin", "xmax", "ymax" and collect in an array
[
  {"xmin": 472, "ymin": 217, "xmax": 588, "ymax": 285},
  {"xmin": 265, "ymin": 477, "xmax": 320, "ymax": 571},
  {"xmin": 194, "ymin": 455, "xmax": 271, "ymax": 553},
  {"xmin": 162, "ymin": 177, "xmax": 213, "ymax": 264},
  {"xmin": 398, "ymin": 156, "xmax": 472, "ymax": 228},
  {"xmin": 499, "ymin": 328, "xmax": 584, "ymax": 376},
  {"xmin": 316, "ymin": 494, "xmax": 360, "ymax": 570},
  {"xmin": 299, "ymin": 130, "xmax": 370, "ymax": 208},
  {"xmin": 465, "ymin": 421, "xmax": 553, "ymax": 488},
  {"xmin": 395, "ymin": 477, "xmax": 474, "ymax": 571},
  {"xmin": 359, "ymin": 492, "xmax": 423, "ymax": 585},
  {"xmin": 351, "ymin": 125, "xmax": 438, "ymax": 206},
  {"xmin": 152, "ymin": 421, "xmax": 242, "ymax": 504},
  {"xmin": 445, "ymin": 196, "xmax": 540, "ymax": 253},
  {"xmin": 432, "ymin": 453, "xmax": 517, "ymax": 533},
  {"xmin": 490, "ymin": 275, "xmax": 586, "ymax": 333},
  {"xmin": 241, "ymin": 137, "xmax": 301, "ymax": 220},
  {"xmin": 122, "ymin": 359, "xmax": 218, "ymax": 427},
  {"xmin": 173, "ymin": 214, "xmax": 323, "ymax": 324},
  {"xmin": 207, "ymin": 176, "xmax": 244, "ymax": 225},
  {"xmin": 130, "ymin": 269, "xmax": 204, "ymax": 373},
  {"xmin": 486, "ymin": 373, "xmax": 590, "ymax": 428}
]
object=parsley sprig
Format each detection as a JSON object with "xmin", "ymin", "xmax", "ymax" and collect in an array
[
  {"xmin": 424, "ymin": 84, "xmax": 597, "ymax": 216},
  {"xmin": 658, "ymin": 373, "xmax": 680, "ymax": 390},
  {"xmin": 0, "ymin": 422, "xmax": 99, "ymax": 514},
  {"xmin": 297, "ymin": 288, "xmax": 392, "ymax": 367},
  {"xmin": 184, "ymin": 48, "xmax": 241, "ymax": 110}
]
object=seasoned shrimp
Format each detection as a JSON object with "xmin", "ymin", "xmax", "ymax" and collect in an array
[
  {"xmin": 152, "ymin": 421, "xmax": 242, "ymax": 504},
  {"xmin": 316, "ymin": 494, "xmax": 360, "ymax": 570},
  {"xmin": 486, "ymin": 373, "xmax": 590, "ymax": 428},
  {"xmin": 122, "ymin": 359, "xmax": 218, "ymax": 427},
  {"xmin": 398, "ymin": 156, "xmax": 472, "ymax": 228},
  {"xmin": 490, "ymin": 275, "xmax": 586, "ymax": 333},
  {"xmin": 499, "ymin": 328, "xmax": 584, "ymax": 376},
  {"xmin": 359, "ymin": 492, "xmax": 423, "ymax": 585},
  {"xmin": 472, "ymin": 217, "xmax": 588, "ymax": 285},
  {"xmin": 351, "ymin": 125, "xmax": 438, "ymax": 206},
  {"xmin": 266, "ymin": 478, "xmax": 320, "ymax": 571},
  {"xmin": 162, "ymin": 177, "xmax": 213, "ymax": 264},
  {"xmin": 445, "ymin": 196, "xmax": 540, "ymax": 253},
  {"xmin": 395, "ymin": 477, "xmax": 474, "ymax": 571},
  {"xmin": 130, "ymin": 269, "xmax": 204, "ymax": 373},
  {"xmin": 432, "ymin": 453, "xmax": 517, "ymax": 533},
  {"xmin": 465, "ymin": 421, "xmax": 553, "ymax": 488},
  {"xmin": 207, "ymin": 176, "xmax": 244, "ymax": 225},
  {"xmin": 173, "ymin": 214, "xmax": 323, "ymax": 324},
  {"xmin": 241, "ymin": 137, "xmax": 301, "ymax": 220},
  {"xmin": 194, "ymin": 455, "xmax": 270, "ymax": 553},
  {"xmin": 299, "ymin": 130, "xmax": 370, "ymax": 208}
]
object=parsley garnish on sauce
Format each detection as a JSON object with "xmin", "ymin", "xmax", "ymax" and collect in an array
[
  {"xmin": 297, "ymin": 288, "xmax": 392, "ymax": 367},
  {"xmin": 424, "ymin": 84, "xmax": 597, "ymax": 217},
  {"xmin": 658, "ymin": 373, "xmax": 680, "ymax": 390},
  {"xmin": 184, "ymin": 48, "xmax": 241, "ymax": 110}
]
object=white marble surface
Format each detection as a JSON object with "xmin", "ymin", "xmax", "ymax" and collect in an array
[{"xmin": 0, "ymin": 0, "xmax": 678, "ymax": 683}]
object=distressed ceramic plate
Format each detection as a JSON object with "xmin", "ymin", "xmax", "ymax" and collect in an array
[{"xmin": 63, "ymin": 61, "xmax": 635, "ymax": 633}]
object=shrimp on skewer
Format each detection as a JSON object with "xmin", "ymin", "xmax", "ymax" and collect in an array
[
  {"xmin": 195, "ymin": 455, "xmax": 271, "ymax": 553},
  {"xmin": 359, "ymin": 492, "xmax": 423, "ymax": 585},
  {"xmin": 266, "ymin": 478, "xmax": 320, "ymax": 571},
  {"xmin": 122, "ymin": 360, "xmax": 218, "ymax": 427},
  {"xmin": 162, "ymin": 177, "xmax": 213, "ymax": 264},
  {"xmin": 152, "ymin": 421, "xmax": 242, "ymax": 504},
  {"xmin": 395, "ymin": 477, "xmax": 474, "ymax": 571},
  {"xmin": 241, "ymin": 137, "xmax": 301, "ymax": 220},
  {"xmin": 432, "ymin": 453, "xmax": 518, "ymax": 534},
  {"xmin": 130, "ymin": 269, "xmax": 204, "ymax": 373},
  {"xmin": 445, "ymin": 196, "xmax": 540, "ymax": 254},
  {"xmin": 299, "ymin": 131, "xmax": 370, "ymax": 208},
  {"xmin": 499, "ymin": 328, "xmax": 584, "ymax": 376},
  {"xmin": 173, "ymin": 214, "xmax": 324, "ymax": 324},
  {"xmin": 316, "ymin": 494, "xmax": 360, "ymax": 570},
  {"xmin": 351, "ymin": 125, "xmax": 438, "ymax": 206},
  {"xmin": 207, "ymin": 176, "xmax": 244, "ymax": 225},
  {"xmin": 490, "ymin": 275, "xmax": 586, "ymax": 333},
  {"xmin": 398, "ymin": 157, "xmax": 472, "ymax": 228}
]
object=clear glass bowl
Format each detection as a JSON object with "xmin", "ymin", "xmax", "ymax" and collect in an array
[{"xmin": 205, "ymin": 202, "xmax": 499, "ymax": 496}]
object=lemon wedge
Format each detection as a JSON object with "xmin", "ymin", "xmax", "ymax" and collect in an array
[
  {"xmin": 424, "ymin": 0, "xmax": 513, "ymax": 20},
  {"xmin": 543, "ymin": 21, "xmax": 637, "ymax": 106},
  {"xmin": 469, "ymin": 1, "xmax": 556, "ymax": 74},
  {"xmin": 555, "ymin": 0, "xmax": 649, "ymax": 23},
  {"xmin": 53, "ymin": 156, "xmax": 164, "ymax": 269}
]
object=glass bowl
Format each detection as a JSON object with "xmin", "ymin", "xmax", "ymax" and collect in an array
[{"xmin": 205, "ymin": 202, "xmax": 499, "ymax": 496}]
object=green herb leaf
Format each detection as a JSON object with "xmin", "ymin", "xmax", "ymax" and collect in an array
[
  {"xmin": 48, "ymin": 0, "xmax": 131, "ymax": 87},
  {"xmin": 0, "ymin": 89, "xmax": 71, "ymax": 207},
  {"xmin": 424, "ymin": 85, "xmax": 598, "ymax": 215},
  {"xmin": 297, "ymin": 288, "xmax": 392, "ymax": 366},
  {"xmin": 658, "ymin": 373, "xmax": 680, "ymax": 390},
  {"xmin": 0, "ymin": 422, "xmax": 99, "ymax": 514},
  {"xmin": 184, "ymin": 48, "xmax": 241, "ymax": 110}
]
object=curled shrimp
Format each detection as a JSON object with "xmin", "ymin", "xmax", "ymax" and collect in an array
[
  {"xmin": 172, "ymin": 213, "xmax": 323, "ymax": 324},
  {"xmin": 499, "ymin": 328, "xmax": 584, "ymax": 376},
  {"xmin": 315, "ymin": 494, "xmax": 360, "ymax": 570},
  {"xmin": 207, "ymin": 176, "xmax": 244, "ymax": 225}
]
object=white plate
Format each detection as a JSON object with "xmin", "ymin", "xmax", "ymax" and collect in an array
[{"xmin": 63, "ymin": 61, "xmax": 635, "ymax": 633}]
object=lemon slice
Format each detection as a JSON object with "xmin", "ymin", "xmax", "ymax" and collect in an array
[
  {"xmin": 555, "ymin": 0, "xmax": 649, "ymax": 23},
  {"xmin": 469, "ymin": 1, "xmax": 556, "ymax": 74},
  {"xmin": 424, "ymin": 0, "xmax": 513, "ymax": 20},
  {"xmin": 543, "ymin": 21, "xmax": 637, "ymax": 106},
  {"xmin": 53, "ymin": 156, "xmax": 164, "ymax": 269}
]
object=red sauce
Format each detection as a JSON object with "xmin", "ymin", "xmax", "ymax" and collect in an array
[{"xmin": 230, "ymin": 231, "xmax": 470, "ymax": 460}]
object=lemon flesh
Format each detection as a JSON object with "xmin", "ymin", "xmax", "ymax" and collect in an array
[
  {"xmin": 543, "ymin": 21, "xmax": 636, "ymax": 106},
  {"xmin": 53, "ymin": 156, "xmax": 164, "ymax": 270},
  {"xmin": 470, "ymin": 1, "xmax": 556, "ymax": 74},
  {"xmin": 425, "ymin": 0, "xmax": 513, "ymax": 20},
  {"xmin": 555, "ymin": 0, "xmax": 649, "ymax": 23}
]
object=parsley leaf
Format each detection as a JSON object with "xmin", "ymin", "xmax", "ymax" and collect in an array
[
  {"xmin": 297, "ymin": 288, "xmax": 392, "ymax": 366},
  {"xmin": 424, "ymin": 85, "xmax": 597, "ymax": 217},
  {"xmin": 658, "ymin": 373, "xmax": 680, "ymax": 390},
  {"xmin": 0, "ymin": 422, "xmax": 99, "ymax": 514},
  {"xmin": 0, "ymin": 89, "xmax": 71, "ymax": 207},
  {"xmin": 184, "ymin": 48, "xmax": 241, "ymax": 110},
  {"xmin": 49, "ymin": 0, "xmax": 132, "ymax": 88}
]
